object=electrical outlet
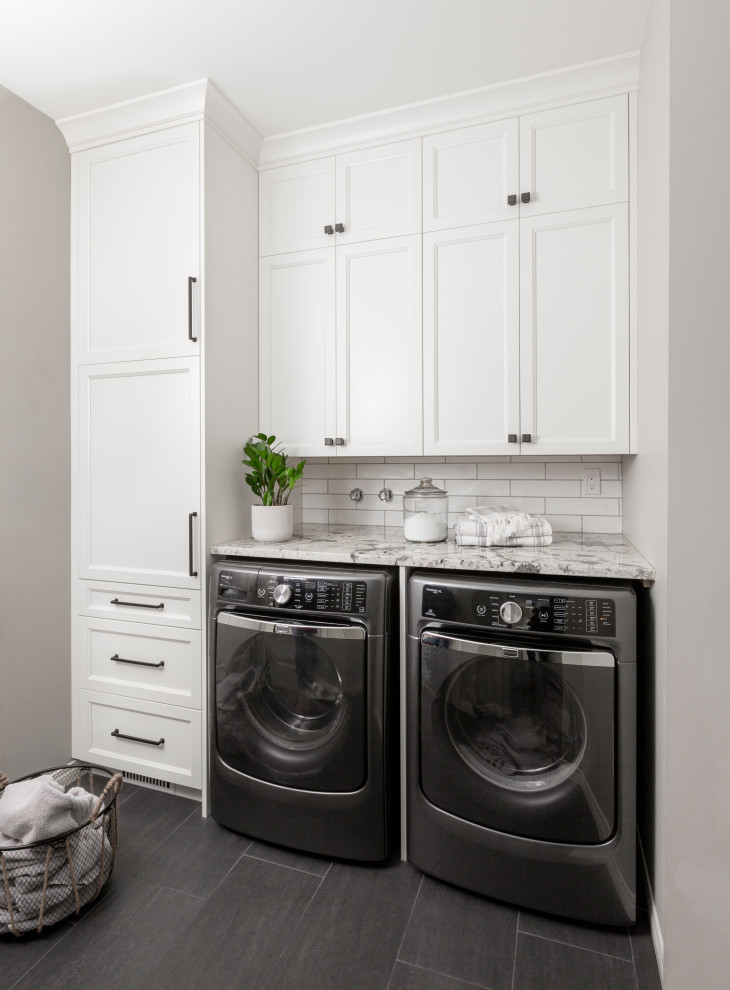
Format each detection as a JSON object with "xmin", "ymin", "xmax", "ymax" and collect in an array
[{"xmin": 582, "ymin": 469, "xmax": 601, "ymax": 496}]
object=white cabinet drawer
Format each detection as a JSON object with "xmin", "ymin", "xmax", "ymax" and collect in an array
[
  {"xmin": 77, "ymin": 580, "xmax": 201, "ymax": 629},
  {"xmin": 77, "ymin": 617, "xmax": 201, "ymax": 708},
  {"xmin": 77, "ymin": 690, "xmax": 201, "ymax": 788}
]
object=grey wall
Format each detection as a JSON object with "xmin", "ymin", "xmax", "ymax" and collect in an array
[
  {"xmin": 625, "ymin": 1, "xmax": 730, "ymax": 986},
  {"xmin": 0, "ymin": 86, "xmax": 70, "ymax": 779}
]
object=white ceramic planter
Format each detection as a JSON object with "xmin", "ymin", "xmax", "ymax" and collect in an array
[{"xmin": 251, "ymin": 503, "xmax": 294, "ymax": 542}]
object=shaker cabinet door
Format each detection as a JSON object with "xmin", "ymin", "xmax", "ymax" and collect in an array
[
  {"xmin": 335, "ymin": 140, "xmax": 421, "ymax": 243},
  {"xmin": 335, "ymin": 235, "xmax": 422, "ymax": 456},
  {"xmin": 258, "ymin": 249, "xmax": 336, "ymax": 457},
  {"xmin": 519, "ymin": 204, "xmax": 629, "ymax": 454},
  {"xmin": 519, "ymin": 96, "xmax": 629, "ymax": 217},
  {"xmin": 75, "ymin": 124, "xmax": 201, "ymax": 363},
  {"xmin": 423, "ymin": 223, "xmax": 520, "ymax": 455},
  {"xmin": 423, "ymin": 119, "xmax": 519, "ymax": 231},
  {"xmin": 78, "ymin": 358, "xmax": 201, "ymax": 588},
  {"xmin": 259, "ymin": 158, "xmax": 336, "ymax": 256}
]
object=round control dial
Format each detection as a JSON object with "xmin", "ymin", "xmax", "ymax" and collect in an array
[
  {"xmin": 499, "ymin": 601, "xmax": 523, "ymax": 625},
  {"xmin": 273, "ymin": 583, "xmax": 293, "ymax": 605}
]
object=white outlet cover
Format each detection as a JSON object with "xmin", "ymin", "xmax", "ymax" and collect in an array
[{"xmin": 582, "ymin": 469, "xmax": 601, "ymax": 496}]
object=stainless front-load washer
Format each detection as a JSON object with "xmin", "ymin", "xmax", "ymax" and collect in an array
[
  {"xmin": 407, "ymin": 571, "xmax": 637, "ymax": 925},
  {"xmin": 209, "ymin": 560, "xmax": 397, "ymax": 861}
]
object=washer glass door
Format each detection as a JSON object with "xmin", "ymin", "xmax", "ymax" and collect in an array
[
  {"xmin": 420, "ymin": 630, "xmax": 616, "ymax": 843},
  {"xmin": 215, "ymin": 611, "xmax": 367, "ymax": 791}
]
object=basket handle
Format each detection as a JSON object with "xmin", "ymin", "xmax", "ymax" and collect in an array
[
  {"xmin": 89, "ymin": 773, "xmax": 123, "ymax": 822},
  {"xmin": 0, "ymin": 773, "xmax": 8, "ymax": 793}
]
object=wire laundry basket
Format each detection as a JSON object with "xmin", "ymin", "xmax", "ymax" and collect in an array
[{"xmin": 0, "ymin": 764, "xmax": 122, "ymax": 936}]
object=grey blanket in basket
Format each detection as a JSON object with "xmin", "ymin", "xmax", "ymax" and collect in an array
[
  {"xmin": 0, "ymin": 828, "xmax": 113, "ymax": 934},
  {"xmin": 0, "ymin": 775, "xmax": 96, "ymax": 846}
]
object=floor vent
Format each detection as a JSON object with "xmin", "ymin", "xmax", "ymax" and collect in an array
[{"xmin": 122, "ymin": 771, "xmax": 171, "ymax": 791}]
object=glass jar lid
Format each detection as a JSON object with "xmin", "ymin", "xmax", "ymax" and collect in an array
[{"xmin": 404, "ymin": 477, "xmax": 448, "ymax": 497}]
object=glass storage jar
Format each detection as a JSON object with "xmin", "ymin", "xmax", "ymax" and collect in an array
[{"xmin": 403, "ymin": 478, "xmax": 449, "ymax": 542}]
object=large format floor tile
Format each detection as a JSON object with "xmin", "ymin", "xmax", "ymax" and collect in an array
[{"xmin": 512, "ymin": 932, "xmax": 638, "ymax": 990}]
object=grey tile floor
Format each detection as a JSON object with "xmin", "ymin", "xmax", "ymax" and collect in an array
[{"xmin": 1, "ymin": 784, "xmax": 662, "ymax": 990}]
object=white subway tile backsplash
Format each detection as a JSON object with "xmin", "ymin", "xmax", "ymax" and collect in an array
[
  {"xmin": 300, "ymin": 458, "xmax": 623, "ymax": 532},
  {"xmin": 545, "ymin": 462, "xmax": 620, "ymax": 480},
  {"xmin": 357, "ymin": 462, "xmax": 415, "ymax": 479},
  {"xmin": 478, "ymin": 462, "xmax": 545, "ymax": 479},
  {"xmin": 329, "ymin": 508, "xmax": 385, "ymax": 526},
  {"xmin": 511, "ymin": 480, "xmax": 581, "ymax": 498},
  {"xmin": 583, "ymin": 515, "xmax": 623, "ymax": 533},
  {"xmin": 546, "ymin": 497, "xmax": 620, "ymax": 516}
]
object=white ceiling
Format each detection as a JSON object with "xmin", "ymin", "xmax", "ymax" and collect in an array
[{"xmin": 0, "ymin": 0, "xmax": 650, "ymax": 137}]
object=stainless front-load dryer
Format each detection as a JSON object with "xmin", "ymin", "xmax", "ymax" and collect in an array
[
  {"xmin": 209, "ymin": 560, "xmax": 397, "ymax": 862},
  {"xmin": 407, "ymin": 571, "xmax": 637, "ymax": 925}
]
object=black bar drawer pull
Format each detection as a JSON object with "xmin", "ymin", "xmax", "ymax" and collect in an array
[
  {"xmin": 111, "ymin": 729, "xmax": 164, "ymax": 747},
  {"xmin": 111, "ymin": 654, "xmax": 165, "ymax": 669},
  {"xmin": 110, "ymin": 598, "xmax": 165, "ymax": 610},
  {"xmin": 188, "ymin": 276, "xmax": 197, "ymax": 341},
  {"xmin": 189, "ymin": 512, "xmax": 198, "ymax": 578}
]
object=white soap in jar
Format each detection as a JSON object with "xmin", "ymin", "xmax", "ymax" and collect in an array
[{"xmin": 403, "ymin": 512, "xmax": 448, "ymax": 542}]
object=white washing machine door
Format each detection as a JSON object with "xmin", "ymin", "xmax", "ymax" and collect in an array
[{"xmin": 420, "ymin": 630, "xmax": 616, "ymax": 843}]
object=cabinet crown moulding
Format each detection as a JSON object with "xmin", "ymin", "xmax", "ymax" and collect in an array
[{"xmin": 55, "ymin": 78, "xmax": 263, "ymax": 164}]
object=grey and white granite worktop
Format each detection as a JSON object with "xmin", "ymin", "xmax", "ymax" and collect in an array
[{"xmin": 212, "ymin": 524, "xmax": 655, "ymax": 583}]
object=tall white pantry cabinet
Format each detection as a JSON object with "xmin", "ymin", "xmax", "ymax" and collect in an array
[{"xmin": 58, "ymin": 81, "xmax": 259, "ymax": 797}]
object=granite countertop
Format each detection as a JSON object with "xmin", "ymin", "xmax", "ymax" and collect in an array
[{"xmin": 212, "ymin": 524, "xmax": 655, "ymax": 583}]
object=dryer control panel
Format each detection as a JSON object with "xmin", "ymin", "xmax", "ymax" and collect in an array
[
  {"xmin": 421, "ymin": 584, "xmax": 616, "ymax": 636},
  {"xmin": 256, "ymin": 574, "xmax": 368, "ymax": 614}
]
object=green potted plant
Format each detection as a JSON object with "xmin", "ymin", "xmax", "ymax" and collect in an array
[{"xmin": 242, "ymin": 433, "xmax": 306, "ymax": 541}]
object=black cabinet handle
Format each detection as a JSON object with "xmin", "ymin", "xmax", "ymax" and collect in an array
[
  {"xmin": 111, "ymin": 598, "xmax": 164, "ymax": 610},
  {"xmin": 507, "ymin": 434, "xmax": 518, "ymax": 443},
  {"xmin": 324, "ymin": 225, "xmax": 334, "ymax": 235},
  {"xmin": 188, "ymin": 276, "xmax": 197, "ymax": 341},
  {"xmin": 521, "ymin": 192, "xmax": 531, "ymax": 204},
  {"xmin": 111, "ymin": 654, "xmax": 165, "ymax": 669},
  {"xmin": 111, "ymin": 729, "xmax": 164, "ymax": 747},
  {"xmin": 189, "ymin": 512, "xmax": 198, "ymax": 578},
  {"xmin": 335, "ymin": 222, "xmax": 345, "ymax": 233},
  {"xmin": 507, "ymin": 195, "xmax": 517, "ymax": 206},
  {"xmin": 324, "ymin": 437, "xmax": 334, "ymax": 446},
  {"xmin": 334, "ymin": 437, "xmax": 345, "ymax": 445},
  {"xmin": 521, "ymin": 433, "xmax": 533, "ymax": 443}
]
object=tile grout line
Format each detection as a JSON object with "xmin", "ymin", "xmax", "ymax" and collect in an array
[
  {"xmin": 517, "ymin": 929, "xmax": 637, "ymax": 965},
  {"xmin": 386, "ymin": 872, "xmax": 425, "ymax": 990},
  {"xmin": 258, "ymin": 861, "xmax": 334, "ymax": 990},
  {"xmin": 510, "ymin": 910, "xmax": 520, "ymax": 990},
  {"xmin": 389, "ymin": 959, "xmax": 491, "ymax": 989},
  {"xmin": 242, "ymin": 848, "xmax": 332, "ymax": 878}
]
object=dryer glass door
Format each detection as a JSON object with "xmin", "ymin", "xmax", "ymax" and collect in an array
[
  {"xmin": 215, "ymin": 611, "xmax": 367, "ymax": 792},
  {"xmin": 420, "ymin": 630, "xmax": 616, "ymax": 843}
]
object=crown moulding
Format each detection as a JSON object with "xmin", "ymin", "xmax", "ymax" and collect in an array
[
  {"xmin": 55, "ymin": 78, "xmax": 263, "ymax": 165},
  {"xmin": 55, "ymin": 51, "xmax": 639, "ymax": 168}
]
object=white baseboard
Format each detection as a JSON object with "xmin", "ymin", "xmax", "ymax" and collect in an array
[{"xmin": 638, "ymin": 830, "xmax": 664, "ymax": 983}]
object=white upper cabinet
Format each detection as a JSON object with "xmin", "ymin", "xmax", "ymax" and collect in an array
[
  {"xmin": 334, "ymin": 140, "xmax": 421, "ymax": 243},
  {"xmin": 77, "ymin": 358, "xmax": 201, "ymax": 588},
  {"xmin": 423, "ymin": 223, "xmax": 519, "ymax": 456},
  {"xmin": 423, "ymin": 96, "xmax": 628, "ymax": 230},
  {"xmin": 259, "ymin": 236, "xmax": 422, "ymax": 457},
  {"xmin": 519, "ymin": 96, "xmax": 629, "ymax": 217},
  {"xmin": 259, "ymin": 249, "xmax": 336, "ymax": 458},
  {"xmin": 423, "ymin": 119, "xmax": 519, "ymax": 231},
  {"xmin": 259, "ymin": 158, "xmax": 336, "ymax": 256},
  {"xmin": 75, "ymin": 124, "xmax": 200, "ymax": 363},
  {"xmin": 259, "ymin": 139, "xmax": 421, "ymax": 255},
  {"xmin": 519, "ymin": 204, "xmax": 629, "ymax": 454},
  {"xmin": 336, "ymin": 236, "xmax": 422, "ymax": 456}
]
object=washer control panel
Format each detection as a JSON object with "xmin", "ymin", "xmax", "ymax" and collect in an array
[
  {"xmin": 421, "ymin": 584, "xmax": 616, "ymax": 636},
  {"xmin": 257, "ymin": 575, "xmax": 367, "ymax": 614}
]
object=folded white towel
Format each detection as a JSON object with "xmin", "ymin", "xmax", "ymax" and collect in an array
[
  {"xmin": 0, "ymin": 775, "xmax": 97, "ymax": 846},
  {"xmin": 455, "ymin": 504, "xmax": 552, "ymax": 547}
]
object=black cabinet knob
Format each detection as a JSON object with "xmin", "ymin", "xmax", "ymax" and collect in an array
[
  {"xmin": 507, "ymin": 195, "xmax": 517, "ymax": 206},
  {"xmin": 335, "ymin": 222, "xmax": 345, "ymax": 233},
  {"xmin": 324, "ymin": 437, "xmax": 334, "ymax": 446},
  {"xmin": 520, "ymin": 192, "xmax": 531, "ymax": 204},
  {"xmin": 507, "ymin": 434, "xmax": 518, "ymax": 443},
  {"xmin": 324, "ymin": 225, "xmax": 334, "ymax": 235},
  {"xmin": 521, "ymin": 433, "xmax": 532, "ymax": 443}
]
